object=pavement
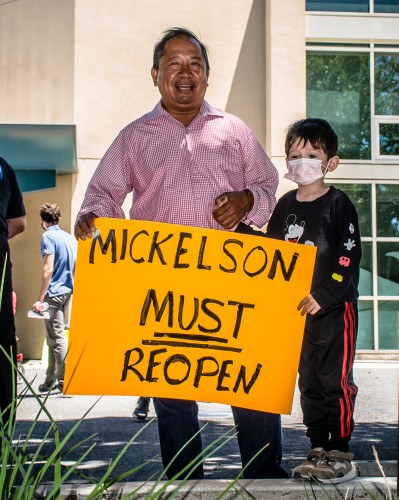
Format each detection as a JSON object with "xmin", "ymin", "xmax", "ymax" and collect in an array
[{"xmin": 12, "ymin": 360, "xmax": 398, "ymax": 498}]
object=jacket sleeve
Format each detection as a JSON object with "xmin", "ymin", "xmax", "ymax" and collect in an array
[
  {"xmin": 311, "ymin": 200, "xmax": 362, "ymax": 309},
  {"xmin": 265, "ymin": 200, "xmax": 284, "ymax": 240}
]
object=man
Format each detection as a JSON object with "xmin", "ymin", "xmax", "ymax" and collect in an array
[
  {"xmin": 133, "ymin": 396, "xmax": 151, "ymax": 421},
  {"xmin": 75, "ymin": 28, "xmax": 287, "ymax": 479},
  {"xmin": 33, "ymin": 203, "xmax": 76, "ymax": 393},
  {"xmin": 0, "ymin": 156, "xmax": 26, "ymax": 428}
]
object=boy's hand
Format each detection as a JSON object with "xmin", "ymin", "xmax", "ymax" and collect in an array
[{"xmin": 297, "ymin": 294, "xmax": 321, "ymax": 316}]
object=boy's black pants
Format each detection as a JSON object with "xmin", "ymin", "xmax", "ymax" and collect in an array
[{"xmin": 298, "ymin": 302, "xmax": 358, "ymax": 453}]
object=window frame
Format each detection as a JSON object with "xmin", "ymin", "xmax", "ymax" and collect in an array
[
  {"xmin": 306, "ymin": 0, "xmax": 399, "ymax": 14},
  {"xmin": 306, "ymin": 43, "xmax": 399, "ymax": 163},
  {"xmin": 374, "ymin": 116, "xmax": 399, "ymax": 160},
  {"xmin": 332, "ymin": 180, "xmax": 399, "ymax": 352}
]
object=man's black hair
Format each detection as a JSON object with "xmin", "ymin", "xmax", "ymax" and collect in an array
[
  {"xmin": 153, "ymin": 27, "xmax": 210, "ymax": 72},
  {"xmin": 285, "ymin": 118, "xmax": 339, "ymax": 159}
]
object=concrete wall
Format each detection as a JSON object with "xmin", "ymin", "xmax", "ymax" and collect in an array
[
  {"xmin": 0, "ymin": 0, "xmax": 75, "ymax": 124},
  {"xmin": 0, "ymin": 0, "xmax": 75, "ymax": 358},
  {"xmin": 266, "ymin": 0, "xmax": 306, "ymax": 198}
]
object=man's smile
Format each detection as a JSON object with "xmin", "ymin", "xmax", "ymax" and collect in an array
[{"xmin": 175, "ymin": 83, "xmax": 194, "ymax": 92}]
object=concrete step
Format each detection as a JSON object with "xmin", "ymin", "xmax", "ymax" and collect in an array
[
  {"xmin": 33, "ymin": 476, "xmax": 397, "ymax": 499},
  {"xmin": 355, "ymin": 459, "xmax": 396, "ymax": 478}
]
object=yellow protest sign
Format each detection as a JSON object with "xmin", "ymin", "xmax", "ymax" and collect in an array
[{"xmin": 64, "ymin": 218, "xmax": 316, "ymax": 414}]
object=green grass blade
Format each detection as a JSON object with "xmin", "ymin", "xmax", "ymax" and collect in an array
[
  {"xmin": 27, "ymin": 397, "xmax": 101, "ymax": 493},
  {"xmin": 148, "ymin": 426, "xmax": 238, "ymax": 500},
  {"xmin": 309, "ymin": 477, "xmax": 335, "ymax": 499},
  {"xmin": 144, "ymin": 423, "xmax": 209, "ymax": 499},
  {"xmin": 59, "ymin": 433, "xmax": 98, "ymax": 458},
  {"xmin": 144, "ymin": 422, "xmax": 219, "ymax": 498},
  {"xmin": 52, "ymin": 417, "xmax": 61, "ymax": 500},
  {"xmin": 84, "ymin": 417, "xmax": 156, "ymax": 500},
  {"xmin": 117, "ymin": 471, "xmax": 161, "ymax": 500},
  {"xmin": 360, "ymin": 482, "xmax": 378, "ymax": 499},
  {"xmin": 231, "ymin": 484, "xmax": 249, "ymax": 499},
  {"xmin": 15, "ymin": 423, "xmax": 55, "ymax": 500},
  {"xmin": 44, "ymin": 443, "xmax": 97, "ymax": 498},
  {"xmin": 214, "ymin": 442, "xmax": 270, "ymax": 500},
  {"xmin": 302, "ymin": 478, "xmax": 311, "ymax": 499},
  {"xmin": 96, "ymin": 456, "xmax": 159, "ymax": 492},
  {"xmin": 0, "ymin": 428, "xmax": 29, "ymax": 497}
]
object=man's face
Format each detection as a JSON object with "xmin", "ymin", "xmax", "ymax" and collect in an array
[{"xmin": 151, "ymin": 36, "xmax": 209, "ymax": 120}]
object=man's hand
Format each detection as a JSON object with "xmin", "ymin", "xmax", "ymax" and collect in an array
[
  {"xmin": 212, "ymin": 191, "xmax": 250, "ymax": 230},
  {"xmin": 297, "ymin": 294, "xmax": 321, "ymax": 316},
  {"xmin": 33, "ymin": 301, "xmax": 45, "ymax": 313},
  {"xmin": 74, "ymin": 213, "xmax": 98, "ymax": 240}
]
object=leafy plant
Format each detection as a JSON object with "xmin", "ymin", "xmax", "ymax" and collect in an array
[
  {"xmin": 0, "ymin": 346, "xmax": 159, "ymax": 499},
  {"xmin": 0, "ymin": 256, "xmax": 256, "ymax": 498},
  {"xmin": 0, "ymin": 344, "xmax": 253, "ymax": 499},
  {"xmin": 1, "ymin": 259, "xmax": 396, "ymax": 499}
]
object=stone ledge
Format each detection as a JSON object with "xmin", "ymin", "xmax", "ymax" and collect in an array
[
  {"xmin": 355, "ymin": 459, "xmax": 396, "ymax": 478},
  {"xmin": 31, "ymin": 476, "xmax": 397, "ymax": 499}
]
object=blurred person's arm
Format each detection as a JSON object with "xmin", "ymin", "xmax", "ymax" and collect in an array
[
  {"xmin": 33, "ymin": 254, "xmax": 54, "ymax": 312},
  {"xmin": 7, "ymin": 215, "xmax": 26, "ymax": 239}
]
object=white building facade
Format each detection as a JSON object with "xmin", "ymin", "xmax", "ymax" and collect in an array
[{"xmin": 1, "ymin": 0, "xmax": 398, "ymax": 358}]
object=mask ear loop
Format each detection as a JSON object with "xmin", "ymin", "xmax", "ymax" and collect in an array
[{"xmin": 322, "ymin": 159, "xmax": 330, "ymax": 178}]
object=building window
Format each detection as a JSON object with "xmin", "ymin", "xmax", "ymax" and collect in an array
[
  {"xmin": 333, "ymin": 182, "xmax": 399, "ymax": 351},
  {"xmin": 377, "ymin": 121, "xmax": 399, "ymax": 157},
  {"xmin": 307, "ymin": 50, "xmax": 371, "ymax": 160},
  {"xmin": 306, "ymin": 0, "xmax": 399, "ymax": 13},
  {"xmin": 307, "ymin": 45, "xmax": 399, "ymax": 161}
]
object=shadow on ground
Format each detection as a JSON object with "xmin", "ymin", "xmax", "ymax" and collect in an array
[{"xmin": 12, "ymin": 418, "xmax": 397, "ymax": 484}]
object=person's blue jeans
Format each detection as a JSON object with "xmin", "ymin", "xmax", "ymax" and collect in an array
[{"xmin": 153, "ymin": 398, "xmax": 288, "ymax": 479}]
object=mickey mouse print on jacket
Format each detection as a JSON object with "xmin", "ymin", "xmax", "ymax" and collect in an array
[
  {"xmin": 266, "ymin": 186, "xmax": 361, "ymax": 311},
  {"xmin": 284, "ymin": 214, "xmax": 316, "ymax": 247}
]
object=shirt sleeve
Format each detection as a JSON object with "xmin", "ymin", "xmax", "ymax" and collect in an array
[
  {"xmin": 235, "ymin": 221, "xmax": 266, "ymax": 237},
  {"xmin": 76, "ymin": 130, "xmax": 133, "ymax": 222},
  {"xmin": 5, "ymin": 166, "xmax": 26, "ymax": 220},
  {"xmin": 311, "ymin": 201, "xmax": 362, "ymax": 309},
  {"xmin": 41, "ymin": 232, "xmax": 55, "ymax": 258},
  {"xmin": 239, "ymin": 126, "xmax": 278, "ymax": 229}
]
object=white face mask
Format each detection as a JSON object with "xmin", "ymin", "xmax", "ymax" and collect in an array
[{"xmin": 284, "ymin": 158, "xmax": 328, "ymax": 186}]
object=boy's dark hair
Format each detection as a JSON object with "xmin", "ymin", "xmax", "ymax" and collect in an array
[
  {"xmin": 285, "ymin": 118, "xmax": 338, "ymax": 159},
  {"xmin": 153, "ymin": 27, "xmax": 210, "ymax": 72},
  {"xmin": 40, "ymin": 203, "xmax": 61, "ymax": 224}
]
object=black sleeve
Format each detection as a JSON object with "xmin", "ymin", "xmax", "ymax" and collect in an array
[
  {"xmin": 311, "ymin": 200, "xmax": 361, "ymax": 309},
  {"xmin": 235, "ymin": 222, "xmax": 266, "ymax": 237},
  {"xmin": 265, "ymin": 201, "xmax": 284, "ymax": 240},
  {"xmin": 5, "ymin": 164, "xmax": 26, "ymax": 220}
]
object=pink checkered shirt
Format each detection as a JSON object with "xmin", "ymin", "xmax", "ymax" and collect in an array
[{"xmin": 77, "ymin": 100, "xmax": 278, "ymax": 231}]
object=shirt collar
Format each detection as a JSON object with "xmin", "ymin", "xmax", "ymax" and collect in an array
[
  {"xmin": 146, "ymin": 100, "xmax": 223, "ymax": 123},
  {"xmin": 46, "ymin": 224, "xmax": 60, "ymax": 231}
]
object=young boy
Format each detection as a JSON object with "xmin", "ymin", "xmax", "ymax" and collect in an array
[{"xmin": 266, "ymin": 118, "xmax": 361, "ymax": 483}]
